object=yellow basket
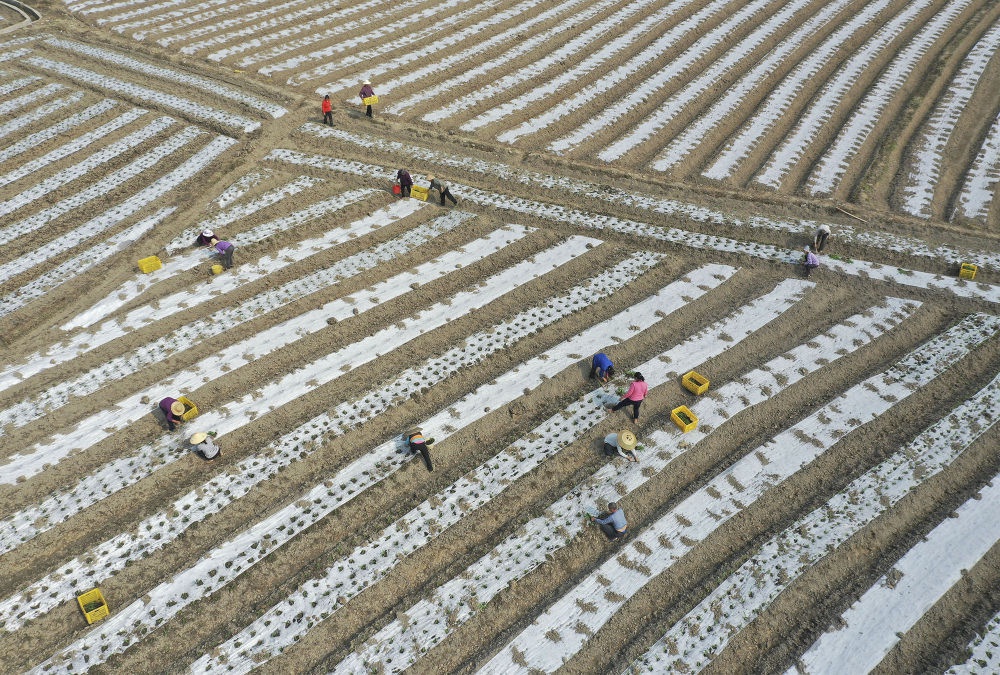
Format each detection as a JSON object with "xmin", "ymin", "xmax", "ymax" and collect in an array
[
  {"xmin": 410, "ymin": 185, "xmax": 429, "ymax": 202},
  {"xmin": 671, "ymin": 405, "xmax": 698, "ymax": 433},
  {"xmin": 211, "ymin": 264, "xmax": 225, "ymax": 275},
  {"xmin": 177, "ymin": 395, "xmax": 199, "ymax": 421},
  {"xmin": 959, "ymin": 263, "xmax": 977, "ymax": 280},
  {"xmin": 362, "ymin": 95, "xmax": 379, "ymax": 106},
  {"xmin": 77, "ymin": 588, "xmax": 109, "ymax": 625},
  {"xmin": 137, "ymin": 256, "xmax": 162, "ymax": 274},
  {"xmin": 682, "ymin": 370, "xmax": 709, "ymax": 395}
]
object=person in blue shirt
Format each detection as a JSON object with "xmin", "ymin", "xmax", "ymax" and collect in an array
[
  {"xmin": 589, "ymin": 352, "xmax": 615, "ymax": 382},
  {"xmin": 591, "ymin": 502, "xmax": 627, "ymax": 541}
]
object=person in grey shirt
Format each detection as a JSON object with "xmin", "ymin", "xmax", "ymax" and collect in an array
[
  {"xmin": 190, "ymin": 432, "xmax": 221, "ymax": 460},
  {"xmin": 591, "ymin": 502, "xmax": 628, "ymax": 541}
]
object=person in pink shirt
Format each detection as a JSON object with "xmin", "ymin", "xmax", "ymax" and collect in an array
[{"xmin": 608, "ymin": 372, "xmax": 647, "ymax": 423}]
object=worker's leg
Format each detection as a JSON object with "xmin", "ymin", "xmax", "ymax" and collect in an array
[
  {"xmin": 224, "ymin": 245, "xmax": 235, "ymax": 269},
  {"xmin": 418, "ymin": 445, "xmax": 433, "ymax": 471},
  {"xmin": 366, "ymin": 104, "xmax": 373, "ymax": 117},
  {"xmin": 444, "ymin": 188, "xmax": 457, "ymax": 205},
  {"xmin": 598, "ymin": 522, "xmax": 619, "ymax": 540},
  {"xmin": 631, "ymin": 399, "xmax": 642, "ymax": 422},
  {"xmin": 589, "ymin": 361, "xmax": 600, "ymax": 379}
]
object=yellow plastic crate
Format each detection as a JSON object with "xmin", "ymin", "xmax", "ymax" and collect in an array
[
  {"xmin": 671, "ymin": 405, "xmax": 698, "ymax": 433},
  {"xmin": 959, "ymin": 263, "xmax": 977, "ymax": 280},
  {"xmin": 177, "ymin": 395, "xmax": 199, "ymax": 421},
  {"xmin": 682, "ymin": 370, "xmax": 709, "ymax": 395},
  {"xmin": 362, "ymin": 95, "xmax": 379, "ymax": 106},
  {"xmin": 77, "ymin": 588, "xmax": 109, "ymax": 625},
  {"xmin": 410, "ymin": 185, "xmax": 429, "ymax": 202},
  {"xmin": 137, "ymin": 256, "xmax": 162, "ymax": 274}
]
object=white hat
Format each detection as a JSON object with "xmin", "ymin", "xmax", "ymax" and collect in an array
[
  {"xmin": 804, "ymin": 246, "xmax": 811, "ymax": 252},
  {"xmin": 190, "ymin": 432, "xmax": 208, "ymax": 444},
  {"xmin": 170, "ymin": 401, "xmax": 185, "ymax": 416},
  {"xmin": 202, "ymin": 229, "xmax": 214, "ymax": 238},
  {"xmin": 363, "ymin": 80, "xmax": 371, "ymax": 85},
  {"xmin": 618, "ymin": 429, "xmax": 637, "ymax": 452}
]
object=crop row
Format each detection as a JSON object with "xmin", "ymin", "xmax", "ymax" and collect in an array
[
  {"xmin": 483, "ymin": 313, "xmax": 1000, "ymax": 672},
  {"xmin": 340, "ymin": 294, "xmax": 913, "ymax": 674},
  {"xmin": 635, "ymin": 363, "xmax": 1000, "ymax": 672}
]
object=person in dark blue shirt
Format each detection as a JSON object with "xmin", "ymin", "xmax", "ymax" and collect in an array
[{"xmin": 589, "ymin": 352, "xmax": 615, "ymax": 382}]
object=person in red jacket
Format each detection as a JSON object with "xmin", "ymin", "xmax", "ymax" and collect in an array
[
  {"xmin": 359, "ymin": 80, "xmax": 375, "ymax": 118},
  {"xmin": 321, "ymin": 94, "xmax": 333, "ymax": 126},
  {"xmin": 608, "ymin": 372, "xmax": 648, "ymax": 423}
]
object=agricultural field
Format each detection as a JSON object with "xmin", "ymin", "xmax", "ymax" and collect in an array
[{"xmin": 0, "ymin": 0, "xmax": 999, "ymax": 673}]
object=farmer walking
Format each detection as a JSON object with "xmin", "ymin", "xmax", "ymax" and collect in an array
[
  {"xmin": 322, "ymin": 94, "xmax": 333, "ymax": 125},
  {"xmin": 359, "ymin": 80, "xmax": 376, "ymax": 118},
  {"xmin": 159, "ymin": 397, "xmax": 186, "ymax": 432},
  {"xmin": 590, "ymin": 352, "xmax": 615, "ymax": 383},
  {"xmin": 590, "ymin": 502, "xmax": 628, "ymax": 541},
  {"xmin": 396, "ymin": 168, "xmax": 413, "ymax": 198},
  {"xmin": 608, "ymin": 372, "xmax": 647, "ymax": 423},
  {"xmin": 427, "ymin": 175, "xmax": 458, "ymax": 206},
  {"xmin": 209, "ymin": 237, "xmax": 235, "ymax": 270}
]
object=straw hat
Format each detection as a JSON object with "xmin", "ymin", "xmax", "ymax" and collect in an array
[
  {"xmin": 427, "ymin": 175, "xmax": 434, "ymax": 181},
  {"xmin": 202, "ymin": 229, "xmax": 214, "ymax": 238},
  {"xmin": 170, "ymin": 401, "xmax": 185, "ymax": 416},
  {"xmin": 190, "ymin": 432, "xmax": 208, "ymax": 444},
  {"xmin": 617, "ymin": 429, "xmax": 637, "ymax": 452}
]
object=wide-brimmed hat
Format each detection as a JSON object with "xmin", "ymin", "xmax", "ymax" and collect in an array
[
  {"xmin": 363, "ymin": 79, "xmax": 371, "ymax": 85},
  {"xmin": 427, "ymin": 175, "xmax": 435, "ymax": 181},
  {"xmin": 202, "ymin": 229, "xmax": 214, "ymax": 238},
  {"xmin": 190, "ymin": 432, "xmax": 208, "ymax": 444},
  {"xmin": 618, "ymin": 429, "xmax": 637, "ymax": 452},
  {"xmin": 171, "ymin": 401, "xmax": 185, "ymax": 415}
]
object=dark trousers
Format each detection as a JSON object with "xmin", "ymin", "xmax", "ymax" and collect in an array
[
  {"xmin": 323, "ymin": 111, "xmax": 333, "ymax": 125},
  {"xmin": 365, "ymin": 104, "xmax": 373, "ymax": 117},
  {"xmin": 439, "ymin": 188, "xmax": 457, "ymax": 206},
  {"xmin": 804, "ymin": 263, "xmax": 818, "ymax": 277},
  {"xmin": 408, "ymin": 441, "xmax": 433, "ymax": 471},
  {"xmin": 598, "ymin": 521, "xmax": 625, "ymax": 540},
  {"xmin": 612, "ymin": 397, "xmax": 642, "ymax": 421},
  {"xmin": 400, "ymin": 184, "xmax": 411, "ymax": 198},
  {"xmin": 815, "ymin": 231, "xmax": 828, "ymax": 252},
  {"xmin": 220, "ymin": 244, "xmax": 235, "ymax": 269}
]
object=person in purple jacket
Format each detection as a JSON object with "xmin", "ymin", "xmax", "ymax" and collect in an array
[
  {"xmin": 359, "ymin": 80, "xmax": 375, "ymax": 118},
  {"xmin": 195, "ymin": 228, "xmax": 216, "ymax": 246},
  {"xmin": 159, "ymin": 397, "xmax": 186, "ymax": 431},
  {"xmin": 208, "ymin": 237, "xmax": 235, "ymax": 270},
  {"xmin": 803, "ymin": 246, "xmax": 820, "ymax": 277}
]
